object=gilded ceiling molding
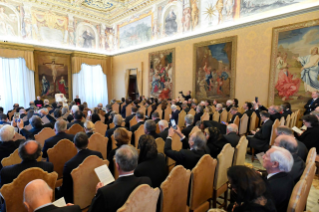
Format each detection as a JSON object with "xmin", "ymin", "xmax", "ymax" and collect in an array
[
  {"xmin": 71, "ymin": 51, "xmax": 110, "ymax": 59},
  {"xmin": 0, "ymin": 42, "xmax": 34, "ymax": 51}
]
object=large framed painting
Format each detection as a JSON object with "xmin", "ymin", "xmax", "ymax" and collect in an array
[
  {"xmin": 149, "ymin": 48, "xmax": 175, "ymax": 99},
  {"xmin": 34, "ymin": 51, "xmax": 72, "ymax": 102},
  {"xmin": 193, "ymin": 36, "xmax": 237, "ymax": 102},
  {"xmin": 268, "ymin": 19, "xmax": 319, "ymax": 110}
]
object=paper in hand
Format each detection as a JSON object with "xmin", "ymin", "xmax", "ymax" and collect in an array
[
  {"xmin": 292, "ymin": 126, "xmax": 303, "ymax": 134},
  {"xmin": 53, "ymin": 197, "xmax": 67, "ymax": 207},
  {"xmin": 94, "ymin": 165, "xmax": 115, "ymax": 186}
]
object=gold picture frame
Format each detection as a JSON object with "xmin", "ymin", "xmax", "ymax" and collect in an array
[{"xmin": 193, "ymin": 36, "xmax": 237, "ymax": 102}]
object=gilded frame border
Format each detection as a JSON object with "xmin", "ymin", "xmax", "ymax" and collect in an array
[
  {"xmin": 268, "ymin": 19, "xmax": 319, "ymax": 106},
  {"xmin": 148, "ymin": 48, "xmax": 176, "ymax": 99},
  {"xmin": 192, "ymin": 36, "xmax": 237, "ymax": 101}
]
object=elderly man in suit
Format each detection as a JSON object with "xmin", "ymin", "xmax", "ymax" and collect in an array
[
  {"xmin": 268, "ymin": 105, "xmax": 282, "ymax": 122},
  {"xmin": 62, "ymin": 132, "xmax": 103, "ymax": 203},
  {"xmin": 224, "ymin": 124, "xmax": 240, "ymax": 147},
  {"xmin": 144, "ymin": 120, "xmax": 159, "ymax": 140},
  {"xmin": 151, "ymin": 112, "xmax": 161, "ymax": 124},
  {"xmin": 158, "ymin": 120, "xmax": 169, "ymax": 140},
  {"xmin": 243, "ymin": 102, "xmax": 253, "ymax": 117},
  {"xmin": 193, "ymin": 105, "xmax": 204, "ymax": 125},
  {"xmin": 228, "ymin": 107, "xmax": 242, "ymax": 124},
  {"xmin": 105, "ymin": 114, "xmax": 124, "ymax": 154},
  {"xmin": 262, "ymin": 146, "xmax": 294, "ymax": 212},
  {"xmin": 18, "ymin": 116, "xmax": 53, "ymax": 140},
  {"xmin": 304, "ymin": 91, "xmax": 319, "ymax": 115},
  {"xmin": 170, "ymin": 104, "xmax": 179, "ymax": 124},
  {"xmin": 67, "ymin": 111, "xmax": 84, "ymax": 129},
  {"xmin": 130, "ymin": 112, "xmax": 145, "ymax": 146},
  {"xmin": 0, "ymin": 140, "xmax": 54, "ymax": 187},
  {"xmin": 42, "ymin": 120, "xmax": 74, "ymax": 160},
  {"xmin": 24, "ymin": 179, "xmax": 81, "ymax": 212},
  {"xmin": 124, "ymin": 106, "xmax": 138, "ymax": 129},
  {"xmin": 88, "ymin": 145, "xmax": 152, "ymax": 212},
  {"xmin": 182, "ymin": 114, "xmax": 194, "ymax": 138}
]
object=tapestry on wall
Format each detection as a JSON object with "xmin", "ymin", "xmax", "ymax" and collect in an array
[
  {"xmin": 268, "ymin": 19, "xmax": 319, "ymax": 110},
  {"xmin": 35, "ymin": 52, "xmax": 71, "ymax": 102},
  {"xmin": 193, "ymin": 36, "xmax": 237, "ymax": 102},
  {"xmin": 149, "ymin": 48, "xmax": 175, "ymax": 99}
]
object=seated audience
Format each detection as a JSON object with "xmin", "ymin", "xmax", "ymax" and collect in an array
[
  {"xmin": 0, "ymin": 140, "xmax": 54, "ymax": 186},
  {"xmin": 181, "ymin": 103, "xmax": 190, "ymax": 113},
  {"xmin": 62, "ymin": 132, "xmax": 103, "ymax": 203},
  {"xmin": 19, "ymin": 116, "xmax": 52, "ymax": 139},
  {"xmin": 216, "ymin": 103, "xmax": 223, "ymax": 114},
  {"xmin": 67, "ymin": 111, "xmax": 84, "ymax": 129},
  {"xmin": 224, "ymin": 124, "xmax": 240, "ymax": 147},
  {"xmin": 262, "ymin": 146, "xmax": 294, "ymax": 212},
  {"xmin": 295, "ymin": 114, "xmax": 319, "ymax": 154},
  {"xmin": 104, "ymin": 104, "xmax": 113, "ymax": 125},
  {"xmin": 84, "ymin": 121, "xmax": 95, "ymax": 138},
  {"xmin": 229, "ymin": 107, "xmax": 242, "ymax": 124},
  {"xmin": 194, "ymin": 105, "xmax": 203, "ymax": 125},
  {"xmin": 182, "ymin": 114, "xmax": 194, "ymax": 138},
  {"xmin": 135, "ymin": 135, "xmax": 168, "ymax": 187},
  {"xmin": 91, "ymin": 113, "xmax": 101, "ymax": 124},
  {"xmin": 144, "ymin": 120, "xmax": 159, "ymax": 139},
  {"xmin": 158, "ymin": 120, "xmax": 169, "ymax": 140},
  {"xmin": 243, "ymin": 102, "xmax": 253, "ymax": 117},
  {"xmin": 88, "ymin": 145, "xmax": 152, "ymax": 212},
  {"xmin": 170, "ymin": 104, "xmax": 179, "ymax": 124},
  {"xmin": 105, "ymin": 114, "xmax": 124, "ymax": 153},
  {"xmin": 130, "ymin": 112, "xmax": 145, "ymax": 146},
  {"xmin": 125, "ymin": 106, "xmax": 138, "ymax": 128},
  {"xmin": 42, "ymin": 120, "xmax": 74, "ymax": 159},
  {"xmin": 164, "ymin": 127, "xmax": 208, "ymax": 169},
  {"xmin": 226, "ymin": 100, "xmax": 233, "ymax": 112},
  {"xmin": 74, "ymin": 95, "xmax": 81, "ymax": 106},
  {"xmin": 67, "ymin": 105, "xmax": 79, "ymax": 123},
  {"xmin": 151, "ymin": 112, "xmax": 160, "ymax": 124},
  {"xmin": 205, "ymin": 127, "xmax": 227, "ymax": 158},
  {"xmin": 24, "ymin": 179, "xmax": 81, "ymax": 212},
  {"xmin": 281, "ymin": 102, "xmax": 292, "ymax": 118},
  {"xmin": 268, "ymin": 106, "xmax": 282, "ymax": 122}
]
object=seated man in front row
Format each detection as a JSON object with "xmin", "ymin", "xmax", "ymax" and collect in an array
[{"xmin": 88, "ymin": 145, "xmax": 152, "ymax": 212}]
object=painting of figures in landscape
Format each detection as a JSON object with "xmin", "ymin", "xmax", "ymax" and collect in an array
[
  {"xmin": 35, "ymin": 52, "xmax": 71, "ymax": 101},
  {"xmin": 149, "ymin": 49, "xmax": 175, "ymax": 99},
  {"xmin": 0, "ymin": 4, "xmax": 19, "ymax": 37},
  {"xmin": 269, "ymin": 19, "xmax": 319, "ymax": 110},
  {"xmin": 194, "ymin": 36, "xmax": 237, "ymax": 101}
]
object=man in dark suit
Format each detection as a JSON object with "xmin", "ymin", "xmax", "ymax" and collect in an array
[
  {"xmin": 125, "ymin": 106, "xmax": 137, "ymax": 129},
  {"xmin": 18, "ymin": 116, "xmax": 52, "ymax": 139},
  {"xmin": 105, "ymin": 114, "xmax": 124, "ymax": 154},
  {"xmin": 104, "ymin": 104, "xmax": 113, "ymax": 125},
  {"xmin": 170, "ymin": 105, "xmax": 180, "ymax": 124},
  {"xmin": 24, "ymin": 179, "xmax": 81, "ymax": 212},
  {"xmin": 226, "ymin": 100, "xmax": 233, "ymax": 112},
  {"xmin": 121, "ymin": 100, "xmax": 131, "ymax": 118},
  {"xmin": 274, "ymin": 135, "xmax": 305, "ymax": 184},
  {"xmin": 164, "ymin": 127, "xmax": 208, "ymax": 170},
  {"xmin": 6, "ymin": 103, "xmax": 20, "ymax": 120},
  {"xmin": 88, "ymin": 145, "xmax": 152, "ymax": 212},
  {"xmin": 34, "ymin": 96, "xmax": 44, "ymax": 108},
  {"xmin": 74, "ymin": 95, "xmax": 81, "ymax": 106},
  {"xmin": 193, "ymin": 105, "xmax": 203, "ymax": 126},
  {"xmin": 262, "ymin": 146, "xmax": 294, "ymax": 212},
  {"xmin": 268, "ymin": 105, "xmax": 282, "ymax": 122},
  {"xmin": 0, "ymin": 114, "xmax": 10, "ymax": 125},
  {"xmin": 304, "ymin": 91, "xmax": 319, "ymax": 115},
  {"xmin": 180, "ymin": 90, "xmax": 191, "ymax": 101},
  {"xmin": 144, "ymin": 120, "xmax": 159, "ymax": 140},
  {"xmin": 248, "ymin": 111, "xmax": 273, "ymax": 152},
  {"xmin": 130, "ymin": 112, "xmax": 145, "ymax": 146},
  {"xmin": 67, "ymin": 111, "xmax": 84, "ymax": 129},
  {"xmin": 0, "ymin": 125, "xmax": 25, "ymax": 170},
  {"xmin": 228, "ymin": 107, "xmax": 242, "ymax": 124},
  {"xmin": 151, "ymin": 112, "xmax": 160, "ymax": 124},
  {"xmin": 182, "ymin": 114, "xmax": 194, "ymax": 138},
  {"xmin": 0, "ymin": 140, "xmax": 54, "ymax": 186},
  {"xmin": 243, "ymin": 102, "xmax": 253, "ymax": 117},
  {"xmin": 181, "ymin": 103, "xmax": 190, "ymax": 113},
  {"xmin": 224, "ymin": 124, "xmax": 240, "ymax": 147},
  {"xmin": 62, "ymin": 132, "xmax": 103, "ymax": 203},
  {"xmin": 158, "ymin": 120, "xmax": 169, "ymax": 140},
  {"xmin": 281, "ymin": 102, "xmax": 292, "ymax": 119},
  {"xmin": 42, "ymin": 120, "xmax": 74, "ymax": 160}
]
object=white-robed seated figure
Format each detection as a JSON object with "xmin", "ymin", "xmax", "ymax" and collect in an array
[{"xmin": 55, "ymin": 93, "xmax": 68, "ymax": 107}]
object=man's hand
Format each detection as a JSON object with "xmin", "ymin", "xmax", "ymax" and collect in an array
[
  {"xmin": 168, "ymin": 127, "xmax": 175, "ymax": 137},
  {"xmin": 95, "ymin": 182, "xmax": 104, "ymax": 194},
  {"xmin": 251, "ymin": 130, "xmax": 256, "ymax": 135},
  {"xmin": 11, "ymin": 119, "xmax": 17, "ymax": 127},
  {"xmin": 17, "ymin": 119, "xmax": 24, "ymax": 130},
  {"xmin": 66, "ymin": 203, "xmax": 74, "ymax": 206}
]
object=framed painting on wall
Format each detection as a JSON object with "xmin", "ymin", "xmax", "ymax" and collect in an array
[
  {"xmin": 193, "ymin": 36, "xmax": 237, "ymax": 102},
  {"xmin": 149, "ymin": 48, "xmax": 175, "ymax": 99},
  {"xmin": 34, "ymin": 51, "xmax": 72, "ymax": 102},
  {"xmin": 268, "ymin": 19, "xmax": 319, "ymax": 111}
]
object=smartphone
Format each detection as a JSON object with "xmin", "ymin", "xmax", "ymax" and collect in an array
[
  {"xmin": 221, "ymin": 121, "xmax": 226, "ymax": 125},
  {"xmin": 88, "ymin": 111, "xmax": 92, "ymax": 116},
  {"xmin": 170, "ymin": 119, "xmax": 177, "ymax": 130},
  {"xmin": 14, "ymin": 112, "xmax": 20, "ymax": 122},
  {"xmin": 255, "ymin": 97, "xmax": 258, "ymax": 103}
]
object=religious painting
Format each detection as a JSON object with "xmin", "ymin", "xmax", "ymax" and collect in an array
[
  {"xmin": 268, "ymin": 19, "xmax": 319, "ymax": 111},
  {"xmin": 76, "ymin": 22, "xmax": 98, "ymax": 49},
  {"xmin": 161, "ymin": 2, "xmax": 183, "ymax": 37},
  {"xmin": 193, "ymin": 36, "xmax": 237, "ymax": 102},
  {"xmin": 0, "ymin": 3, "xmax": 19, "ymax": 37},
  {"xmin": 149, "ymin": 49, "xmax": 175, "ymax": 99},
  {"xmin": 118, "ymin": 12, "xmax": 153, "ymax": 49},
  {"xmin": 34, "ymin": 52, "xmax": 72, "ymax": 102}
]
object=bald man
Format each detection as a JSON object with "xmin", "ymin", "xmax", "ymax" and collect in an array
[
  {"xmin": 24, "ymin": 179, "xmax": 81, "ymax": 212},
  {"xmin": 274, "ymin": 135, "xmax": 305, "ymax": 184},
  {"xmin": 0, "ymin": 140, "xmax": 53, "ymax": 186}
]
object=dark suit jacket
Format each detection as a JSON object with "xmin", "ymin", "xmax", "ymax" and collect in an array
[
  {"xmin": 0, "ymin": 140, "xmax": 24, "ymax": 170},
  {"xmin": 104, "ymin": 111, "xmax": 112, "ymax": 125},
  {"xmin": 297, "ymin": 140, "xmax": 308, "ymax": 162},
  {"xmin": 125, "ymin": 114, "xmax": 135, "ymax": 129},
  {"xmin": 67, "ymin": 114, "xmax": 74, "ymax": 123},
  {"xmin": 194, "ymin": 112, "xmax": 203, "ymax": 125},
  {"xmin": 295, "ymin": 126, "xmax": 319, "ymax": 154},
  {"xmin": 67, "ymin": 120, "xmax": 84, "ymax": 129},
  {"xmin": 270, "ymin": 113, "xmax": 281, "ymax": 122},
  {"xmin": 266, "ymin": 172, "xmax": 294, "ymax": 212},
  {"xmin": 164, "ymin": 137, "xmax": 207, "ymax": 170},
  {"xmin": 223, "ymin": 132, "xmax": 240, "ymax": 147},
  {"xmin": 130, "ymin": 121, "xmax": 145, "ymax": 146},
  {"xmin": 158, "ymin": 128, "xmax": 169, "ymax": 140},
  {"xmin": 249, "ymin": 119, "xmax": 273, "ymax": 151},
  {"xmin": 171, "ymin": 110, "xmax": 179, "ymax": 124},
  {"xmin": 181, "ymin": 93, "xmax": 191, "ymax": 101},
  {"xmin": 88, "ymin": 175, "xmax": 152, "ymax": 212},
  {"xmin": 0, "ymin": 160, "xmax": 53, "ymax": 186},
  {"xmin": 304, "ymin": 98, "xmax": 319, "ymax": 115},
  {"xmin": 282, "ymin": 110, "xmax": 292, "ymax": 119},
  {"xmin": 243, "ymin": 110, "xmax": 253, "ymax": 117},
  {"xmin": 105, "ymin": 125, "xmax": 123, "ymax": 154},
  {"xmin": 181, "ymin": 125, "xmax": 193, "ymax": 138},
  {"xmin": 42, "ymin": 132, "xmax": 74, "ymax": 159},
  {"xmin": 20, "ymin": 124, "xmax": 53, "ymax": 140},
  {"xmin": 135, "ymin": 153, "xmax": 168, "ymax": 188},
  {"xmin": 289, "ymin": 154, "xmax": 305, "ymax": 184},
  {"xmin": 148, "ymin": 132, "xmax": 160, "ymax": 140},
  {"xmin": 62, "ymin": 149, "xmax": 103, "ymax": 203},
  {"xmin": 229, "ymin": 112, "xmax": 242, "ymax": 123},
  {"xmin": 35, "ymin": 204, "xmax": 81, "ymax": 212},
  {"xmin": 121, "ymin": 104, "xmax": 127, "ymax": 118}
]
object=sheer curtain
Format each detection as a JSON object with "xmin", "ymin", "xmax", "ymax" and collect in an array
[
  {"xmin": 0, "ymin": 57, "xmax": 35, "ymax": 113},
  {"xmin": 72, "ymin": 63, "xmax": 108, "ymax": 109}
]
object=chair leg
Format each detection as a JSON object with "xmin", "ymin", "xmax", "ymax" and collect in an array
[
  {"xmin": 224, "ymin": 185, "xmax": 228, "ymax": 210},
  {"xmin": 213, "ymin": 189, "xmax": 217, "ymax": 208},
  {"xmin": 251, "ymin": 148, "xmax": 255, "ymax": 162}
]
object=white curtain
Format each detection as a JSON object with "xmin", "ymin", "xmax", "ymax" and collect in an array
[
  {"xmin": 72, "ymin": 63, "xmax": 108, "ymax": 109},
  {"xmin": 0, "ymin": 57, "xmax": 35, "ymax": 113}
]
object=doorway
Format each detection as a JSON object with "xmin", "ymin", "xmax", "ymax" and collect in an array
[{"xmin": 128, "ymin": 75, "xmax": 137, "ymax": 101}]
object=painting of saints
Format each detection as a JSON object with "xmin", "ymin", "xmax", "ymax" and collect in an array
[
  {"xmin": 165, "ymin": 9, "xmax": 178, "ymax": 36},
  {"xmin": 81, "ymin": 30, "xmax": 95, "ymax": 48},
  {"xmin": 191, "ymin": 0, "xmax": 199, "ymax": 29},
  {"xmin": 41, "ymin": 76, "xmax": 50, "ymax": 96},
  {"xmin": 58, "ymin": 76, "xmax": 67, "ymax": 95},
  {"xmin": 43, "ymin": 61, "xmax": 64, "ymax": 83},
  {"xmin": 0, "ymin": 6, "xmax": 17, "ymax": 36}
]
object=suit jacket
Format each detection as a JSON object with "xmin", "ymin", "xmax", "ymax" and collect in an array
[
  {"xmin": 249, "ymin": 119, "xmax": 273, "ymax": 151},
  {"xmin": 20, "ymin": 125, "xmax": 50, "ymax": 140},
  {"xmin": 130, "ymin": 121, "xmax": 145, "ymax": 146},
  {"xmin": 164, "ymin": 137, "xmax": 207, "ymax": 170},
  {"xmin": 0, "ymin": 160, "xmax": 53, "ymax": 186},
  {"xmin": 121, "ymin": 104, "xmax": 127, "ymax": 118},
  {"xmin": 181, "ymin": 93, "xmax": 191, "ymax": 101},
  {"xmin": 282, "ymin": 110, "xmax": 292, "ymax": 119},
  {"xmin": 229, "ymin": 112, "xmax": 242, "ymax": 123},
  {"xmin": 35, "ymin": 204, "xmax": 81, "ymax": 212},
  {"xmin": 0, "ymin": 140, "xmax": 24, "ymax": 170},
  {"xmin": 148, "ymin": 132, "xmax": 160, "ymax": 140},
  {"xmin": 270, "ymin": 113, "xmax": 281, "ymax": 122},
  {"xmin": 171, "ymin": 110, "xmax": 179, "ymax": 124},
  {"xmin": 42, "ymin": 132, "xmax": 74, "ymax": 159},
  {"xmin": 153, "ymin": 118, "xmax": 160, "ymax": 124},
  {"xmin": 181, "ymin": 125, "xmax": 193, "ymax": 138},
  {"xmin": 295, "ymin": 126, "xmax": 319, "ymax": 154},
  {"xmin": 266, "ymin": 172, "xmax": 294, "ymax": 212},
  {"xmin": 88, "ymin": 175, "xmax": 152, "ymax": 212},
  {"xmin": 223, "ymin": 132, "xmax": 240, "ymax": 147},
  {"xmin": 289, "ymin": 154, "xmax": 305, "ymax": 184},
  {"xmin": 243, "ymin": 110, "xmax": 253, "ymax": 117},
  {"xmin": 62, "ymin": 149, "xmax": 103, "ymax": 203},
  {"xmin": 297, "ymin": 140, "xmax": 308, "ymax": 162},
  {"xmin": 304, "ymin": 98, "xmax": 319, "ymax": 115},
  {"xmin": 67, "ymin": 120, "xmax": 84, "ymax": 129},
  {"xmin": 104, "ymin": 111, "xmax": 112, "ymax": 125},
  {"xmin": 158, "ymin": 128, "xmax": 169, "ymax": 141},
  {"xmin": 135, "ymin": 154, "xmax": 168, "ymax": 188},
  {"xmin": 105, "ymin": 125, "xmax": 123, "ymax": 155},
  {"xmin": 67, "ymin": 114, "xmax": 74, "ymax": 123},
  {"xmin": 125, "ymin": 114, "xmax": 135, "ymax": 129},
  {"xmin": 194, "ymin": 112, "xmax": 203, "ymax": 126}
]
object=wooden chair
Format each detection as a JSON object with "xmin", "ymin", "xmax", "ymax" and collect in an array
[
  {"xmin": 156, "ymin": 123, "xmax": 160, "ymax": 134},
  {"xmin": 300, "ymin": 161, "xmax": 316, "ymax": 209},
  {"xmin": 129, "ymin": 116, "xmax": 137, "ymax": 128},
  {"xmin": 47, "ymin": 139, "xmax": 77, "ymax": 187},
  {"xmin": 109, "ymin": 122, "xmax": 115, "ymax": 129},
  {"xmin": 156, "ymin": 108, "xmax": 163, "ymax": 119},
  {"xmin": 112, "ymin": 102, "xmax": 119, "ymax": 114},
  {"xmin": 227, "ymin": 112, "xmax": 233, "ymax": 123},
  {"xmin": 306, "ymin": 147, "xmax": 316, "ymax": 165},
  {"xmin": 201, "ymin": 112, "xmax": 210, "ymax": 121},
  {"xmin": 279, "ymin": 116, "xmax": 285, "ymax": 126},
  {"xmin": 147, "ymin": 106, "xmax": 153, "ymax": 117},
  {"xmin": 189, "ymin": 126, "xmax": 201, "ymax": 137},
  {"xmin": 213, "ymin": 112, "xmax": 220, "ymax": 122},
  {"xmin": 126, "ymin": 104, "xmax": 132, "ymax": 117},
  {"xmin": 220, "ymin": 110, "xmax": 227, "ymax": 124},
  {"xmin": 213, "ymin": 144, "xmax": 234, "ymax": 209},
  {"xmin": 34, "ymin": 127, "xmax": 56, "ymax": 148},
  {"xmin": 286, "ymin": 179, "xmax": 307, "ymax": 212},
  {"xmin": 249, "ymin": 112, "xmax": 257, "ymax": 131},
  {"xmin": 8, "ymin": 110, "xmax": 15, "ymax": 121},
  {"xmin": 155, "ymin": 137, "xmax": 165, "ymax": 155},
  {"xmin": 161, "ymin": 165, "xmax": 191, "ymax": 212},
  {"xmin": 117, "ymin": 185, "xmax": 160, "ymax": 212},
  {"xmin": 165, "ymin": 107, "xmax": 172, "ymax": 121},
  {"xmin": 134, "ymin": 125, "xmax": 145, "ymax": 148},
  {"xmin": 188, "ymin": 108, "xmax": 196, "ymax": 116},
  {"xmin": 232, "ymin": 136, "xmax": 248, "ymax": 166},
  {"xmin": 269, "ymin": 119, "xmax": 280, "ymax": 146},
  {"xmin": 111, "ymin": 128, "xmax": 132, "ymax": 149},
  {"xmin": 0, "ymin": 168, "xmax": 57, "ymax": 212},
  {"xmin": 238, "ymin": 114, "xmax": 248, "ymax": 135},
  {"xmin": 98, "ymin": 114, "xmax": 105, "ymax": 124},
  {"xmin": 13, "ymin": 132, "xmax": 26, "ymax": 141},
  {"xmin": 94, "ymin": 121, "xmax": 108, "ymax": 136},
  {"xmin": 1, "ymin": 148, "xmax": 42, "ymax": 167},
  {"xmin": 211, "ymin": 105, "xmax": 216, "ymax": 113},
  {"xmin": 285, "ymin": 114, "xmax": 291, "ymax": 128},
  {"xmin": 139, "ymin": 105, "xmax": 146, "ymax": 114},
  {"xmin": 233, "ymin": 116, "xmax": 239, "ymax": 127},
  {"xmin": 71, "ymin": 155, "xmax": 109, "ymax": 210},
  {"xmin": 113, "ymin": 157, "xmax": 119, "ymax": 180},
  {"xmin": 178, "ymin": 110, "xmax": 186, "ymax": 129},
  {"xmin": 189, "ymin": 155, "xmax": 217, "ymax": 212},
  {"xmin": 289, "ymin": 112, "xmax": 296, "ymax": 128},
  {"xmin": 167, "ymin": 134, "xmax": 182, "ymax": 168},
  {"xmin": 88, "ymin": 133, "xmax": 108, "ymax": 159},
  {"xmin": 66, "ymin": 124, "xmax": 85, "ymax": 135}
]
